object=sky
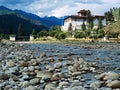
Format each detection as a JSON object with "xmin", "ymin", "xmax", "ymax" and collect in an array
[{"xmin": 0, "ymin": 0, "xmax": 120, "ymax": 17}]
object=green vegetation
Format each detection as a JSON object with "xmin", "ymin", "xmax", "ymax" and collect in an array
[
  {"xmin": 104, "ymin": 20, "xmax": 120, "ymax": 38},
  {"xmin": 18, "ymin": 24, "xmax": 23, "ymax": 36},
  {"xmin": 104, "ymin": 7, "xmax": 120, "ymax": 38},
  {"xmin": 0, "ymin": 33, "xmax": 9, "ymax": 40}
]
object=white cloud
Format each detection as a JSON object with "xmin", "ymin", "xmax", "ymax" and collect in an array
[{"xmin": 0, "ymin": 0, "xmax": 120, "ymax": 17}]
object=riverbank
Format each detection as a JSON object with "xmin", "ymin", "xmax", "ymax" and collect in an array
[{"xmin": 0, "ymin": 40, "xmax": 120, "ymax": 90}]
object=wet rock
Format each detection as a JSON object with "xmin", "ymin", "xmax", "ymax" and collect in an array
[
  {"xmin": 90, "ymin": 81, "xmax": 104, "ymax": 90},
  {"xmin": 40, "ymin": 52, "xmax": 46, "ymax": 58},
  {"xmin": 10, "ymin": 74, "xmax": 19, "ymax": 81},
  {"xmin": 45, "ymin": 83, "xmax": 56, "ymax": 90},
  {"xmin": 71, "ymin": 72, "xmax": 81, "ymax": 77},
  {"xmin": 104, "ymin": 71, "xmax": 119, "ymax": 81},
  {"xmin": 59, "ymin": 81, "xmax": 69, "ymax": 87},
  {"xmin": 25, "ymin": 86, "xmax": 38, "ymax": 90},
  {"xmin": 30, "ymin": 78, "xmax": 40, "ymax": 85},
  {"xmin": 73, "ymin": 63, "xmax": 80, "ymax": 69},
  {"xmin": 20, "ymin": 81, "xmax": 30, "ymax": 87},
  {"xmin": 6, "ymin": 60, "xmax": 15, "ymax": 67},
  {"xmin": 36, "ymin": 71, "xmax": 53, "ymax": 80},
  {"xmin": 0, "ymin": 73, "xmax": 10, "ymax": 80},
  {"xmin": 63, "ymin": 86, "xmax": 85, "ymax": 90},
  {"xmin": 107, "ymin": 80, "xmax": 120, "ymax": 89},
  {"xmin": 19, "ymin": 61, "xmax": 28, "ymax": 67},
  {"xmin": 54, "ymin": 62, "xmax": 62, "ymax": 69}
]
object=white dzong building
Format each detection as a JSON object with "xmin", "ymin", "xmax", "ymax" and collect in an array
[{"xmin": 61, "ymin": 9, "xmax": 106, "ymax": 31}]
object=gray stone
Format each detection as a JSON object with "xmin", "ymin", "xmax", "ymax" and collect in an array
[{"xmin": 30, "ymin": 78, "xmax": 40, "ymax": 85}]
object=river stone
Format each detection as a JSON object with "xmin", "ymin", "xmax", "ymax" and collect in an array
[
  {"xmin": 7, "ymin": 66, "xmax": 19, "ymax": 74},
  {"xmin": 20, "ymin": 81, "xmax": 30, "ymax": 87},
  {"xmin": 59, "ymin": 81, "xmax": 69, "ymax": 86},
  {"xmin": 107, "ymin": 80, "xmax": 120, "ymax": 89},
  {"xmin": 104, "ymin": 71, "xmax": 119, "ymax": 80},
  {"xmin": 10, "ymin": 74, "xmax": 19, "ymax": 81},
  {"xmin": 36, "ymin": 71, "xmax": 53, "ymax": 80},
  {"xmin": 71, "ymin": 72, "xmax": 81, "ymax": 77},
  {"xmin": 73, "ymin": 63, "xmax": 80, "ymax": 69},
  {"xmin": 45, "ymin": 83, "xmax": 56, "ymax": 90},
  {"xmin": 0, "ymin": 73, "xmax": 10, "ymax": 80},
  {"xmin": 40, "ymin": 52, "xmax": 46, "ymax": 58},
  {"xmin": 28, "ymin": 66, "xmax": 35, "ymax": 71},
  {"xmin": 25, "ymin": 86, "xmax": 38, "ymax": 90},
  {"xmin": 30, "ymin": 78, "xmax": 40, "ymax": 85},
  {"xmin": 19, "ymin": 61, "xmax": 28, "ymax": 67},
  {"xmin": 54, "ymin": 62, "xmax": 62, "ymax": 69},
  {"xmin": 90, "ymin": 81, "xmax": 104, "ymax": 90},
  {"xmin": 6, "ymin": 60, "xmax": 15, "ymax": 67},
  {"xmin": 95, "ymin": 73, "xmax": 106, "ymax": 80}
]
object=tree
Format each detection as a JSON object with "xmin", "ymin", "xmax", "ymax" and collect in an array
[
  {"xmin": 98, "ymin": 17, "xmax": 103, "ymax": 30},
  {"xmin": 55, "ymin": 32, "xmax": 66, "ymax": 40},
  {"xmin": 89, "ymin": 20, "xmax": 94, "ymax": 29},
  {"xmin": 86, "ymin": 10, "xmax": 92, "ymax": 24},
  {"xmin": 37, "ymin": 29, "xmax": 48, "ymax": 37},
  {"xmin": 49, "ymin": 26, "xmax": 62, "ymax": 37},
  {"xmin": 86, "ymin": 10, "xmax": 94, "ymax": 29},
  {"xmin": 18, "ymin": 24, "xmax": 23, "ymax": 36},
  {"xmin": 32, "ymin": 29, "xmax": 36, "ymax": 38},
  {"xmin": 68, "ymin": 23, "xmax": 73, "ymax": 32},
  {"xmin": 74, "ymin": 31, "xmax": 85, "ymax": 38},
  {"xmin": 104, "ymin": 10, "xmax": 114, "ymax": 24},
  {"xmin": 81, "ymin": 21, "xmax": 86, "ymax": 31}
]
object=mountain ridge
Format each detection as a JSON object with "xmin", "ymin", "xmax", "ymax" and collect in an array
[{"xmin": 0, "ymin": 6, "xmax": 47, "ymax": 35}]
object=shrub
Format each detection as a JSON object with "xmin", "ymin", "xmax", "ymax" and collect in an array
[
  {"xmin": 55, "ymin": 32, "xmax": 66, "ymax": 40},
  {"xmin": 74, "ymin": 31, "xmax": 85, "ymax": 38}
]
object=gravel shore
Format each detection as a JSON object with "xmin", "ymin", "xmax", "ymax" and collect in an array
[{"xmin": 0, "ymin": 40, "xmax": 120, "ymax": 90}]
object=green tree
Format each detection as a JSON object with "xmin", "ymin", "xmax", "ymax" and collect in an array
[
  {"xmin": 49, "ymin": 26, "xmax": 61, "ymax": 37},
  {"xmin": 89, "ymin": 20, "xmax": 94, "ymax": 29},
  {"xmin": 81, "ymin": 21, "xmax": 86, "ymax": 31},
  {"xmin": 86, "ymin": 10, "xmax": 92, "ymax": 24},
  {"xmin": 55, "ymin": 32, "xmax": 66, "ymax": 40},
  {"xmin": 74, "ymin": 31, "xmax": 85, "ymax": 38},
  {"xmin": 86, "ymin": 10, "xmax": 94, "ymax": 29},
  {"xmin": 18, "ymin": 24, "xmax": 23, "ymax": 36},
  {"xmin": 32, "ymin": 29, "xmax": 36, "ymax": 38},
  {"xmin": 37, "ymin": 29, "xmax": 48, "ymax": 37},
  {"xmin": 98, "ymin": 17, "xmax": 103, "ymax": 30},
  {"xmin": 105, "ymin": 10, "xmax": 114, "ymax": 24}
]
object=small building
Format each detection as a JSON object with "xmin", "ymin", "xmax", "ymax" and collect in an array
[{"xmin": 61, "ymin": 9, "xmax": 106, "ymax": 31}]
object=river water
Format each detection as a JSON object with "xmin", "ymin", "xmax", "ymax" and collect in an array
[{"xmin": 28, "ymin": 43, "xmax": 120, "ymax": 73}]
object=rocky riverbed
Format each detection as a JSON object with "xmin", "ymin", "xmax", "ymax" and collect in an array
[{"xmin": 0, "ymin": 40, "xmax": 120, "ymax": 90}]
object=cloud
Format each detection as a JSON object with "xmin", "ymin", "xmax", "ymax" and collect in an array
[
  {"xmin": 0, "ymin": 0, "xmax": 120, "ymax": 17},
  {"xmin": 76, "ymin": 0, "xmax": 103, "ymax": 4}
]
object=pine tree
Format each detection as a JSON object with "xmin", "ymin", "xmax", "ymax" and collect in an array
[
  {"xmin": 18, "ymin": 24, "xmax": 23, "ymax": 36},
  {"xmin": 86, "ymin": 10, "xmax": 94, "ymax": 29}
]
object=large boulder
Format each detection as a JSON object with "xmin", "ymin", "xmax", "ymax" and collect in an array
[
  {"xmin": 107, "ymin": 80, "xmax": 120, "ymax": 89},
  {"xmin": 36, "ymin": 71, "xmax": 53, "ymax": 80}
]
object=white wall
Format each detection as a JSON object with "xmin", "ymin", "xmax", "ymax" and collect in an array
[{"xmin": 61, "ymin": 17, "xmax": 106, "ymax": 31}]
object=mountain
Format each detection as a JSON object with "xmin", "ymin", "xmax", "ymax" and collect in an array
[
  {"xmin": 14, "ymin": 9, "xmax": 64, "ymax": 28},
  {"xmin": 0, "ymin": 6, "xmax": 15, "ymax": 15},
  {"xmin": 0, "ymin": 6, "xmax": 46, "ymax": 35}
]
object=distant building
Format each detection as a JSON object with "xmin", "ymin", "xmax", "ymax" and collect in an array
[{"xmin": 61, "ymin": 9, "xmax": 106, "ymax": 31}]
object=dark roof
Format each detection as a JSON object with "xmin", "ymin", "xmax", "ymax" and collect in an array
[
  {"xmin": 64, "ymin": 15, "xmax": 105, "ymax": 20},
  {"xmin": 77, "ymin": 9, "xmax": 87, "ymax": 13}
]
